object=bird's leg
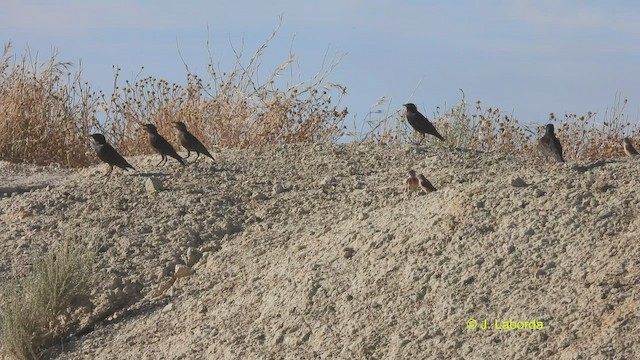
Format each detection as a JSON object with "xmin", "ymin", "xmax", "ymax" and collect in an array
[
  {"xmin": 184, "ymin": 150, "xmax": 191, "ymax": 159},
  {"xmin": 195, "ymin": 152, "xmax": 200, "ymax": 162},
  {"xmin": 101, "ymin": 165, "xmax": 113, "ymax": 178},
  {"xmin": 161, "ymin": 156, "xmax": 168, "ymax": 166},
  {"xmin": 155, "ymin": 157, "xmax": 164, "ymax": 166}
]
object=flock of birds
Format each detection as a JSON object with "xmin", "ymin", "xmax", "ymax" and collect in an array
[
  {"xmin": 401, "ymin": 103, "xmax": 640, "ymax": 194},
  {"xmin": 90, "ymin": 121, "xmax": 215, "ymax": 177},
  {"xmin": 90, "ymin": 104, "xmax": 640, "ymax": 191}
]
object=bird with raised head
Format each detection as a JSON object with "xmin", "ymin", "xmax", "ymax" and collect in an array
[
  {"xmin": 90, "ymin": 133, "xmax": 136, "ymax": 178},
  {"xmin": 403, "ymin": 103, "xmax": 445, "ymax": 142},
  {"xmin": 141, "ymin": 124, "xmax": 185, "ymax": 166},
  {"xmin": 537, "ymin": 124, "xmax": 564, "ymax": 163},
  {"xmin": 405, "ymin": 170, "xmax": 419, "ymax": 192},
  {"xmin": 172, "ymin": 122, "xmax": 215, "ymax": 163}
]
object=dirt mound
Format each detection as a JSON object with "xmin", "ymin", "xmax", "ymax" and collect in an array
[{"xmin": 1, "ymin": 144, "xmax": 638, "ymax": 359}]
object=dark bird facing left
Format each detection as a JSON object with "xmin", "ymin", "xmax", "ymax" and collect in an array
[
  {"xmin": 141, "ymin": 124, "xmax": 186, "ymax": 167},
  {"xmin": 172, "ymin": 122, "xmax": 215, "ymax": 162},
  {"xmin": 403, "ymin": 103, "xmax": 445, "ymax": 142},
  {"xmin": 90, "ymin": 133, "xmax": 135, "ymax": 178}
]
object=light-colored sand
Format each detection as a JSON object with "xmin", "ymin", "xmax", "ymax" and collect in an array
[{"xmin": 1, "ymin": 144, "xmax": 639, "ymax": 359}]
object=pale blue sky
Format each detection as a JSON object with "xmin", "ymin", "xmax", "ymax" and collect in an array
[{"xmin": 3, "ymin": 0, "xmax": 640, "ymax": 134}]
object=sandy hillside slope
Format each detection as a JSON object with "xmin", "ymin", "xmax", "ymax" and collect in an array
[{"xmin": 0, "ymin": 143, "xmax": 639, "ymax": 359}]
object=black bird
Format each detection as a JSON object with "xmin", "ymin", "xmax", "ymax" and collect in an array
[
  {"xmin": 172, "ymin": 122, "xmax": 215, "ymax": 162},
  {"xmin": 141, "ymin": 124, "xmax": 186, "ymax": 166},
  {"xmin": 537, "ymin": 124, "xmax": 564, "ymax": 163},
  {"xmin": 403, "ymin": 103, "xmax": 445, "ymax": 142},
  {"xmin": 89, "ymin": 133, "xmax": 135, "ymax": 178}
]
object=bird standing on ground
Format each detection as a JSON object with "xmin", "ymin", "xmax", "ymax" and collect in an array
[
  {"xmin": 536, "ymin": 124, "xmax": 564, "ymax": 163},
  {"xmin": 89, "ymin": 133, "xmax": 135, "ymax": 178},
  {"xmin": 405, "ymin": 170, "xmax": 419, "ymax": 192},
  {"xmin": 623, "ymin": 138, "xmax": 639, "ymax": 157},
  {"xmin": 417, "ymin": 174, "xmax": 437, "ymax": 193},
  {"xmin": 403, "ymin": 103, "xmax": 445, "ymax": 142},
  {"xmin": 141, "ymin": 124, "xmax": 186, "ymax": 166},
  {"xmin": 172, "ymin": 122, "xmax": 215, "ymax": 162}
]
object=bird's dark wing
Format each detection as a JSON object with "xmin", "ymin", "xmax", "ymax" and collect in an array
[
  {"xmin": 538, "ymin": 136, "xmax": 564, "ymax": 162},
  {"xmin": 99, "ymin": 144, "xmax": 135, "ymax": 170},
  {"xmin": 407, "ymin": 112, "xmax": 445, "ymax": 141},
  {"xmin": 185, "ymin": 132, "xmax": 214, "ymax": 159},
  {"xmin": 551, "ymin": 136, "xmax": 564, "ymax": 162},
  {"xmin": 153, "ymin": 135, "xmax": 185, "ymax": 166}
]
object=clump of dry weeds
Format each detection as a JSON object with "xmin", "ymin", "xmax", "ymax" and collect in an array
[
  {"xmin": 0, "ymin": 26, "xmax": 348, "ymax": 167},
  {"xmin": 356, "ymin": 90, "xmax": 639, "ymax": 161},
  {"xmin": 0, "ymin": 240, "xmax": 94, "ymax": 360},
  {"xmin": 0, "ymin": 44, "xmax": 95, "ymax": 167}
]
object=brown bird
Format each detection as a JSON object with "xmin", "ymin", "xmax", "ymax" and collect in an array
[
  {"xmin": 405, "ymin": 170, "xmax": 419, "ymax": 192},
  {"xmin": 537, "ymin": 124, "xmax": 564, "ymax": 163},
  {"xmin": 403, "ymin": 103, "xmax": 445, "ymax": 142},
  {"xmin": 623, "ymin": 138, "xmax": 639, "ymax": 157},
  {"xmin": 172, "ymin": 122, "xmax": 215, "ymax": 162},
  {"xmin": 90, "ymin": 133, "xmax": 135, "ymax": 178},
  {"xmin": 417, "ymin": 174, "xmax": 437, "ymax": 193},
  {"xmin": 141, "ymin": 124, "xmax": 186, "ymax": 166}
]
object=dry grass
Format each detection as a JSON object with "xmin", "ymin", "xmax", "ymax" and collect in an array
[
  {"xmin": 356, "ymin": 90, "xmax": 640, "ymax": 161},
  {"xmin": 1, "ymin": 29, "xmax": 638, "ymax": 167},
  {"xmin": 0, "ymin": 240, "xmax": 94, "ymax": 359},
  {"xmin": 0, "ymin": 44, "xmax": 94, "ymax": 167},
  {"xmin": 0, "ymin": 26, "xmax": 348, "ymax": 167}
]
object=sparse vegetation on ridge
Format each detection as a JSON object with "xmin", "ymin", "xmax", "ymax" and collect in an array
[
  {"xmin": 0, "ymin": 27, "xmax": 639, "ymax": 168},
  {"xmin": 0, "ymin": 26, "xmax": 348, "ymax": 168},
  {"xmin": 356, "ymin": 90, "xmax": 639, "ymax": 161},
  {"xmin": 0, "ymin": 240, "xmax": 94, "ymax": 360}
]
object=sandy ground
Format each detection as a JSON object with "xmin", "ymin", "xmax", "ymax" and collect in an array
[{"xmin": 0, "ymin": 143, "xmax": 639, "ymax": 359}]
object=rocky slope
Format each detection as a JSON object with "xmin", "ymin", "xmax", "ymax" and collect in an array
[{"xmin": 0, "ymin": 143, "xmax": 639, "ymax": 359}]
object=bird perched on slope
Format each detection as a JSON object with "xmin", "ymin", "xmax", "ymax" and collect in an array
[
  {"xmin": 141, "ymin": 124, "xmax": 185, "ymax": 166},
  {"xmin": 536, "ymin": 124, "xmax": 564, "ymax": 163},
  {"xmin": 417, "ymin": 174, "xmax": 437, "ymax": 193},
  {"xmin": 405, "ymin": 170, "xmax": 419, "ymax": 192},
  {"xmin": 172, "ymin": 121, "xmax": 215, "ymax": 162},
  {"xmin": 623, "ymin": 138, "xmax": 639, "ymax": 157},
  {"xmin": 89, "ymin": 133, "xmax": 135, "ymax": 178},
  {"xmin": 403, "ymin": 103, "xmax": 445, "ymax": 142}
]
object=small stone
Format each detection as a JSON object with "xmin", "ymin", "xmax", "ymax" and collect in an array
[
  {"xmin": 272, "ymin": 183, "xmax": 286, "ymax": 195},
  {"xmin": 145, "ymin": 177, "xmax": 163, "ymax": 193},
  {"xmin": 186, "ymin": 247, "xmax": 203, "ymax": 267},
  {"xmin": 343, "ymin": 247, "xmax": 356, "ymax": 259},
  {"xmin": 522, "ymin": 228, "xmax": 535, "ymax": 236},
  {"xmin": 536, "ymin": 269, "xmax": 547, "ymax": 278},
  {"xmin": 162, "ymin": 303, "xmax": 174, "ymax": 312},
  {"xmin": 358, "ymin": 212, "xmax": 369, "ymax": 221},
  {"xmin": 510, "ymin": 177, "xmax": 528, "ymax": 187},
  {"xmin": 463, "ymin": 276, "xmax": 475, "ymax": 285},
  {"xmin": 533, "ymin": 188, "xmax": 545, "ymax": 197},
  {"xmin": 251, "ymin": 192, "xmax": 268, "ymax": 201},
  {"xmin": 175, "ymin": 264, "xmax": 194, "ymax": 278},
  {"xmin": 163, "ymin": 261, "xmax": 179, "ymax": 277},
  {"xmin": 320, "ymin": 176, "xmax": 337, "ymax": 187}
]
